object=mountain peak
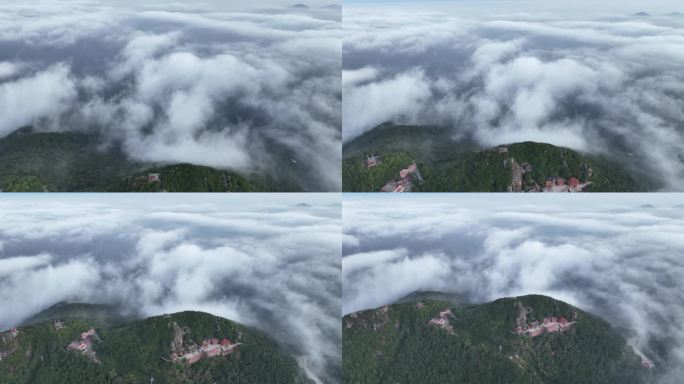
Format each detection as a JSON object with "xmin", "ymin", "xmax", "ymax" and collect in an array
[
  {"xmin": 2, "ymin": 305, "xmax": 312, "ymax": 383},
  {"xmin": 344, "ymin": 293, "xmax": 652, "ymax": 383}
]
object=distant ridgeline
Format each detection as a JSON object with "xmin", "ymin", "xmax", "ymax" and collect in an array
[
  {"xmin": 342, "ymin": 124, "xmax": 648, "ymax": 192},
  {"xmin": 0, "ymin": 303, "xmax": 313, "ymax": 384},
  {"xmin": 343, "ymin": 294, "xmax": 658, "ymax": 384},
  {"xmin": 0, "ymin": 127, "xmax": 284, "ymax": 192}
]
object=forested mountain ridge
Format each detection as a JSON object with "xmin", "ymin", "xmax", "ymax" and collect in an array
[
  {"xmin": 0, "ymin": 304, "xmax": 312, "ymax": 383},
  {"xmin": 343, "ymin": 124, "xmax": 647, "ymax": 192},
  {"xmin": 0, "ymin": 128, "xmax": 279, "ymax": 192},
  {"xmin": 343, "ymin": 294, "xmax": 656, "ymax": 384}
]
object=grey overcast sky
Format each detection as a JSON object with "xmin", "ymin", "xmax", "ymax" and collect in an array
[
  {"xmin": 344, "ymin": 0, "xmax": 684, "ymax": 15},
  {"xmin": 45, "ymin": 0, "xmax": 341, "ymax": 10}
]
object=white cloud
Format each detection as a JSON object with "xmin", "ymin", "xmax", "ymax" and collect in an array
[
  {"xmin": 0, "ymin": 64, "xmax": 77, "ymax": 137},
  {"xmin": 0, "ymin": 257, "xmax": 102, "ymax": 327},
  {"xmin": 343, "ymin": 69, "xmax": 430, "ymax": 141},
  {"xmin": 0, "ymin": 1, "xmax": 342, "ymax": 191},
  {"xmin": 0, "ymin": 61, "xmax": 23, "ymax": 80},
  {"xmin": 342, "ymin": 66, "xmax": 380, "ymax": 87},
  {"xmin": 0, "ymin": 253, "xmax": 52, "ymax": 278}
]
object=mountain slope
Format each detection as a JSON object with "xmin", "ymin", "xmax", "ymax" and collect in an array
[
  {"xmin": 343, "ymin": 294, "xmax": 655, "ymax": 384},
  {"xmin": 343, "ymin": 124, "xmax": 647, "ymax": 192},
  {"xmin": 0, "ymin": 128, "xmax": 276, "ymax": 192},
  {"xmin": 0, "ymin": 304, "xmax": 312, "ymax": 383},
  {"xmin": 20, "ymin": 303, "xmax": 132, "ymax": 328}
]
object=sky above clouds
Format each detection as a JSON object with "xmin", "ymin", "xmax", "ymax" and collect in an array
[
  {"xmin": 343, "ymin": 193, "xmax": 684, "ymax": 383},
  {"xmin": 344, "ymin": 0, "xmax": 683, "ymax": 15},
  {"xmin": 0, "ymin": 0, "xmax": 341, "ymax": 191},
  {"xmin": 0, "ymin": 194, "xmax": 342, "ymax": 384},
  {"xmin": 343, "ymin": 2, "xmax": 684, "ymax": 190}
]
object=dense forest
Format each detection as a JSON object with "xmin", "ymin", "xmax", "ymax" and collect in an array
[
  {"xmin": 343, "ymin": 294, "xmax": 654, "ymax": 384},
  {"xmin": 0, "ymin": 128, "xmax": 277, "ymax": 192},
  {"xmin": 0, "ymin": 304, "xmax": 312, "ymax": 384},
  {"xmin": 342, "ymin": 124, "xmax": 647, "ymax": 192}
]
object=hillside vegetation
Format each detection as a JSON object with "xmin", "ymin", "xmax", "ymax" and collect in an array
[
  {"xmin": 343, "ymin": 294, "xmax": 654, "ymax": 384},
  {"xmin": 343, "ymin": 124, "xmax": 646, "ymax": 192},
  {"xmin": 0, "ymin": 304, "xmax": 311, "ymax": 384},
  {"xmin": 0, "ymin": 128, "xmax": 276, "ymax": 192}
]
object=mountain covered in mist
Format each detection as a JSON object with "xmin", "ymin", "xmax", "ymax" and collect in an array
[
  {"xmin": 343, "ymin": 294, "xmax": 656, "ymax": 384},
  {"xmin": 342, "ymin": 124, "xmax": 647, "ymax": 192},
  {"xmin": 0, "ymin": 128, "xmax": 281, "ymax": 192},
  {"xmin": 0, "ymin": 303, "xmax": 312, "ymax": 383}
]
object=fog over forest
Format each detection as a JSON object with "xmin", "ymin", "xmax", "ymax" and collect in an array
[
  {"xmin": 0, "ymin": 194, "xmax": 342, "ymax": 384},
  {"xmin": 344, "ymin": 194, "xmax": 684, "ymax": 383},
  {"xmin": 0, "ymin": 0, "xmax": 342, "ymax": 191},
  {"xmin": 344, "ymin": 2, "xmax": 684, "ymax": 190}
]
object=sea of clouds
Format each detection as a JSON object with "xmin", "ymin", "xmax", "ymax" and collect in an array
[
  {"xmin": 0, "ymin": 0, "xmax": 342, "ymax": 191},
  {"xmin": 343, "ymin": 194, "xmax": 684, "ymax": 383},
  {"xmin": 343, "ymin": 3, "xmax": 684, "ymax": 190},
  {"xmin": 0, "ymin": 194, "xmax": 341, "ymax": 384}
]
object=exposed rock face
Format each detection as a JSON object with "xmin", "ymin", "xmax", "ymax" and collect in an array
[
  {"xmin": 171, "ymin": 321, "xmax": 186, "ymax": 355},
  {"xmin": 427, "ymin": 309, "xmax": 454, "ymax": 333},
  {"xmin": 515, "ymin": 302, "xmax": 528, "ymax": 329}
]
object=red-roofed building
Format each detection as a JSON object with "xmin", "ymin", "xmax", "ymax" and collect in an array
[
  {"xmin": 68, "ymin": 340, "xmax": 90, "ymax": 352},
  {"xmin": 205, "ymin": 345, "xmax": 221, "ymax": 357},
  {"xmin": 428, "ymin": 318, "xmax": 448, "ymax": 327},
  {"xmin": 568, "ymin": 177, "xmax": 579, "ymax": 188},
  {"xmin": 220, "ymin": 338, "xmax": 232, "ymax": 346},
  {"xmin": 185, "ymin": 351, "xmax": 202, "ymax": 365}
]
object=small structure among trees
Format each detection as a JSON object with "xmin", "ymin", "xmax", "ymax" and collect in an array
[{"xmin": 171, "ymin": 337, "xmax": 242, "ymax": 365}]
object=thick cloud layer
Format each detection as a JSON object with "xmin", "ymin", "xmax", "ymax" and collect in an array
[
  {"xmin": 0, "ymin": 194, "xmax": 341, "ymax": 384},
  {"xmin": 0, "ymin": 0, "xmax": 341, "ymax": 191},
  {"xmin": 343, "ymin": 5, "xmax": 684, "ymax": 190},
  {"xmin": 343, "ymin": 194, "xmax": 684, "ymax": 383}
]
